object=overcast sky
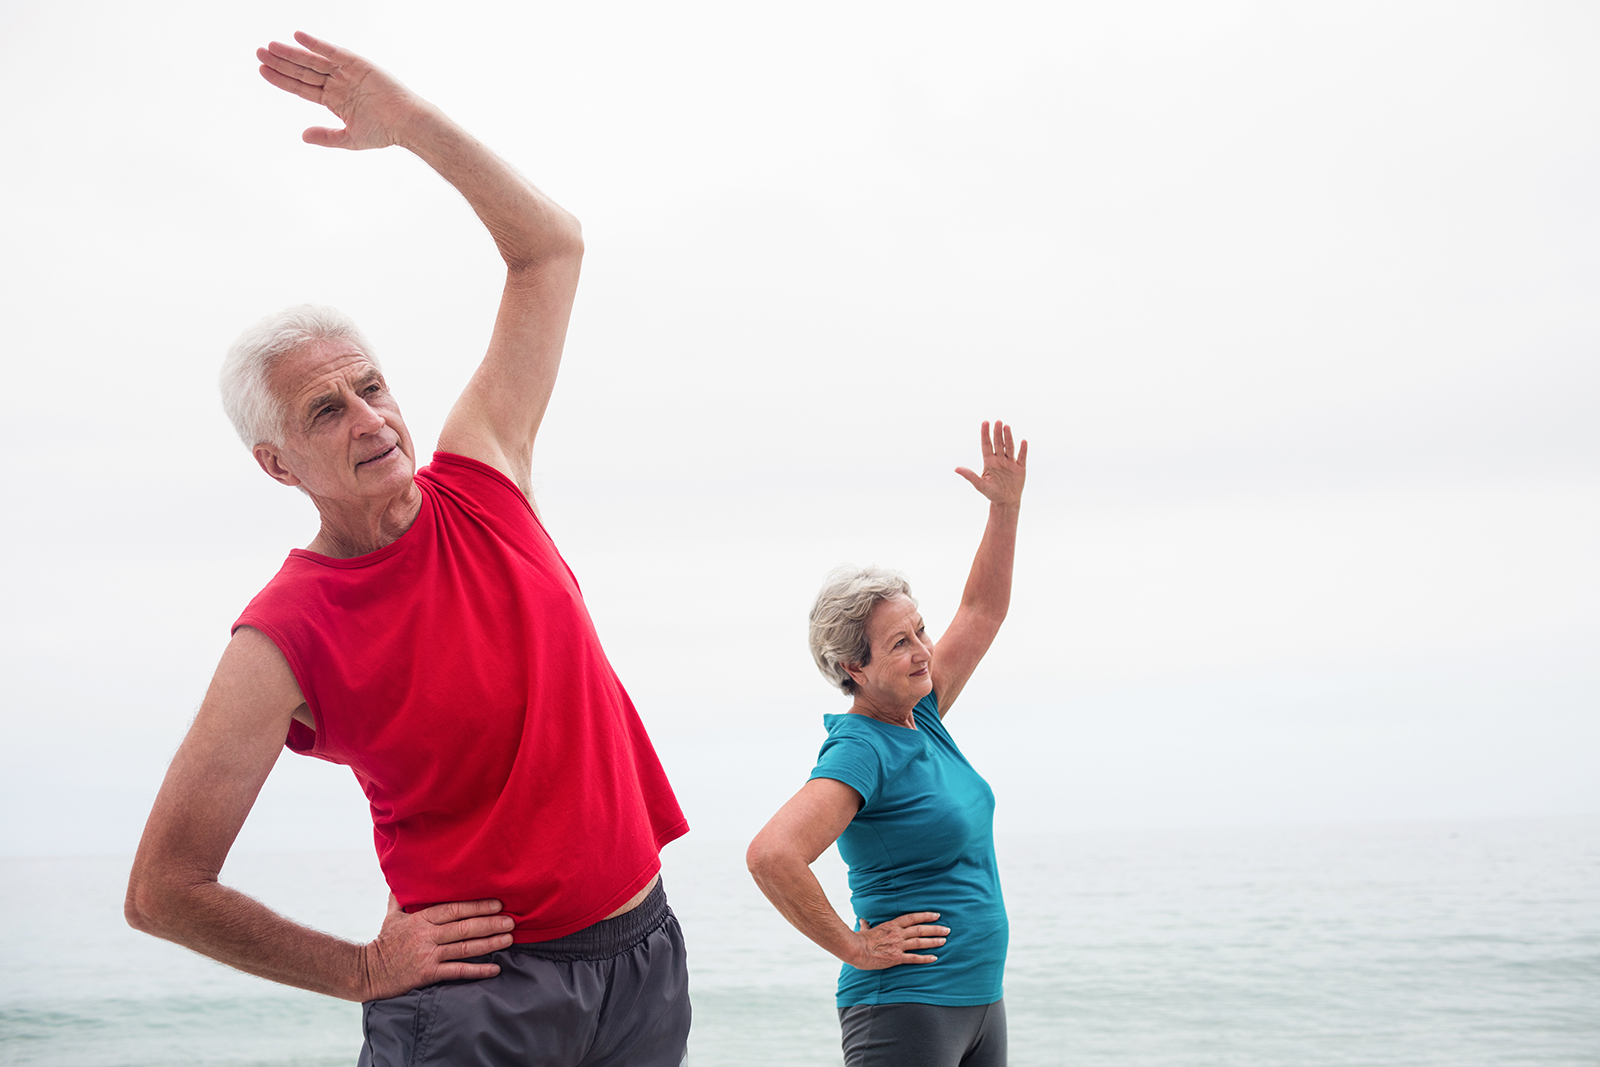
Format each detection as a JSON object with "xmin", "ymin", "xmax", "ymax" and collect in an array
[{"xmin": 1, "ymin": 0, "xmax": 1595, "ymax": 856}]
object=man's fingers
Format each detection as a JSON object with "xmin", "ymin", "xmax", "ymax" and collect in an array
[
  {"xmin": 903, "ymin": 953, "xmax": 939, "ymax": 964},
  {"xmin": 302, "ymin": 126, "xmax": 351, "ymax": 149},
  {"xmin": 258, "ymin": 65, "xmax": 324, "ymax": 104},
  {"xmin": 439, "ymin": 914, "xmax": 517, "ymax": 944},
  {"xmin": 438, "ymin": 931, "xmax": 516, "ymax": 958},
  {"xmin": 294, "ymin": 30, "xmax": 359, "ymax": 66},
  {"xmin": 890, "ymin": 911, "xmax": 941, "ymax": 927},
  {"xmin": 258, "ymin": 43, "xmax": 330, "ymax": 82},
  {"xmin": 1016, "ymin": 439, "xmax": 1028, "ymax": 467},
  {"xmin": 979, "ymin": 420, "xmax": 993, "ymax": 457},
  {"xmin": 433, "ymin": 960, "xmax": 503, "ymax": 982},
  {"xmin": 417, "ymin": 898, "xmax": 506, "ymax": 924}
]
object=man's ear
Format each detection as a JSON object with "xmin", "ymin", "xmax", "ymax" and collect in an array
[{"xmin": 253, "ymin": 444, "xmax": 302, "ymax": 488}]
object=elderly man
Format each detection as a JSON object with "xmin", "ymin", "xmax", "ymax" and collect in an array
[{"xmin": 125, "ymin": 32, "xmax": 690, "ymax": 1066}]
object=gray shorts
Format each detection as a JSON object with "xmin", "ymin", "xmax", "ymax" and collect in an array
[
  {"xmin": 358, "ymin": 879, "xmax": 690, "ymax": 1067},
  {"xmin": 838, "ymin": 999, "xmax": 1006, "ymax": 1067}
]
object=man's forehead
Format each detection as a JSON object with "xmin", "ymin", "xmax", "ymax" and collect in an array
[{"xmin": 273, "ymin": 341, "xmax": 380, "ymax": 398}]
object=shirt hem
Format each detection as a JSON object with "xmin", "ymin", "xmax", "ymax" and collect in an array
[{"xmin": 835, "ymin": 989, "xmax": 1005, "ymax": 1008}]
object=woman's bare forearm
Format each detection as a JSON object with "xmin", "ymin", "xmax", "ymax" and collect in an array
[
  {"xmin": 958, "ymin": 500, "xmax": 1020, "ymax": 625},
  {"xmin": 747, "ymin": 841, "xmax": 863, "ymax": 967}
]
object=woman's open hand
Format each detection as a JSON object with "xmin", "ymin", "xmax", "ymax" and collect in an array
[
  {"xmin": 955, "ymin": 420, "xmax": 1027, "ymax": 509},
  {"xmin": 850, "ymin": 912, "xmax": 950, "ymax": 969}
]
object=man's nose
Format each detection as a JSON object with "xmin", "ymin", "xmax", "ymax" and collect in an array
[{"xmin": 350, "ymin": 396, "xmax": 385, "ymax": 434}]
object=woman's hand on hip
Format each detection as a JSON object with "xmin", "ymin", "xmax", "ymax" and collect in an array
[{"xmin": 850, "ymin": 912, "xmax": 950, "ymax": 970}]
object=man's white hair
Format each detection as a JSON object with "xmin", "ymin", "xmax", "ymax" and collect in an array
[
  {"xmin": 219, "ymin": 304, "xmax": 378, "ymax": 448},
  {"xmin": 808, "ymin": 565, "xmax": 917, "ymax": 695}
]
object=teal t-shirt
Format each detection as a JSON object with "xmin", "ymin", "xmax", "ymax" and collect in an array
[{"xmin": 809, "ymin": 692, "xmax": 1008, "ymax": 1007}]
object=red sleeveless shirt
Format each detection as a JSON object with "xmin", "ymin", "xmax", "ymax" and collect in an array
[{"xmin": 234, "ymin": 452, "xmax": 687, "ymax": 941}]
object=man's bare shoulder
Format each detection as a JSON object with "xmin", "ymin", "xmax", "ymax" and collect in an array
[{"xmin": 214, "ymin": 626, "xmax": 311, "ymax": 730}]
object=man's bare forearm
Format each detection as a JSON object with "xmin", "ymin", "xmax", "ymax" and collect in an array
[
  {"xmin": 395, "ymin": 102, "xmax": 582, "ymax": 274},
  {"xmin": 126, "ymin": 870, "xmax": 369, "ymax": 1000}
]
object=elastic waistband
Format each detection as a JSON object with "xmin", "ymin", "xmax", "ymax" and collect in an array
[{"xmin": 514, "ymin": 878, "xmax": 672, "ymax": 961}]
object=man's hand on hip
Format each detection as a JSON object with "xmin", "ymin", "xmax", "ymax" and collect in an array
[{"xmin": 359, "ymin": 894, "xmax": 517, "ymax": 1002}]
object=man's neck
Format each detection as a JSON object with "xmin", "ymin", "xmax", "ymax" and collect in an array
[{"xmin": 305, "ymin": 483, "xmax": 425, "ymax": 559}]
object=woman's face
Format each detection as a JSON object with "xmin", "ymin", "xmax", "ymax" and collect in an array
[{"xmin": 848, "ymin": 594, "xmax": 935, "ymax": 709}]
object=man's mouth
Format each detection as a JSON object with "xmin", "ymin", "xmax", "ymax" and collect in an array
[{"xmin": 358, "ymin": 445, "xmax": 397, "ymax": 467}]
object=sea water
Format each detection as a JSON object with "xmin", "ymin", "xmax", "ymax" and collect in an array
[{"xmin": 1, "ymin": 817, "xmax": 1596, "ymax": 1066}]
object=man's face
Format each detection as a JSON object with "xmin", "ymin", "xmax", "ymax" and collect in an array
[{"xmin": 254, "ymin": 339, "xmax": 416, "ymax": 503}]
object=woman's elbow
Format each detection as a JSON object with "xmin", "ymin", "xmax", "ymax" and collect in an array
[{"xmin": 746, "ymin": 831, "xmax": 791, "ymax": 888}]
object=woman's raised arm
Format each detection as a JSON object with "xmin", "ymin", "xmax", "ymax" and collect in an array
[{"xmin": 931, "ymin": 420, "xmax": 1027, "ymax": 716}]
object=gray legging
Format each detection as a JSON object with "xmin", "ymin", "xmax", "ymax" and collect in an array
[{"xmin": 838, "ymin": 999, "xmax": 1007, "ymax": 1067}]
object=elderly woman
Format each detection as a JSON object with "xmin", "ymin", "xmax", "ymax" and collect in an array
[{"xmin": 747, "ymin": 420, "xmax": 1026, "ymax": 1067}]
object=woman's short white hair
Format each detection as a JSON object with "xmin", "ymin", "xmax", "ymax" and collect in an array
[
  {"xmin": 808, "ymin": 565, "xmax": 916, "ymax": 695},
  {"xmin": 219, "ymin": 304, "xmax": 378, "ymax": 448}
]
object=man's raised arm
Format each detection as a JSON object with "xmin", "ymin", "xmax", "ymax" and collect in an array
[{"xmin": 258, "ymin": 31, "xmax": 583, "ymax": 496}]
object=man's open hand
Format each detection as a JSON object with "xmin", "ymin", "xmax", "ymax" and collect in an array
[
  {"xmin": 256, "ymin": 31, "xmax": 426, "ymax": 151},
  {"xmin": 358, "ymin": 894, "xmax": 516, "ymax": 1002}
]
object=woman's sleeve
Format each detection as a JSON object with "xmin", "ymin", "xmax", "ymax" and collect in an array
[{"xmin": 809, "ymin": 734, "xmax": 882, "ymax": 808}]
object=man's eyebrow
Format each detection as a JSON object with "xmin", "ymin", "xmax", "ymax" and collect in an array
[{"xmin": 303, "ymin": 390, "xmax": 340, "ymax": 417}]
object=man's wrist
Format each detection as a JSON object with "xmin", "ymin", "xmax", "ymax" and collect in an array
[{"xmin": 392, "ymin": 98, "xmax": 457, "ymax": 156}]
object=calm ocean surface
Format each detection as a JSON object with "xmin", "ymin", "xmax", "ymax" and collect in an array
[{"xmin": 2, "ymin": 816, "xmax": 1596, "ymax": 1066}]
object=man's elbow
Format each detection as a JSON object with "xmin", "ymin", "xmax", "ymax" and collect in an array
[
  {"xmin": 124, "ymin": 875, "xmax": 160, "ymax": 935},
  {"xmin": 124, "ymin": 864, "xmax": 184, "ymax": 938},
  {"xmin": 504, "ymin": 214, "xmax": 584, "ymax": 276}
]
